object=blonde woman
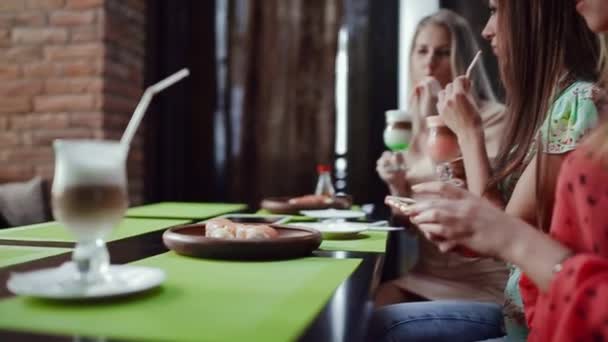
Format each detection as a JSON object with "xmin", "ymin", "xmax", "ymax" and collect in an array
[{"xmin": 375, "ymin": 9, "xmax": 508, "ymax": 307}]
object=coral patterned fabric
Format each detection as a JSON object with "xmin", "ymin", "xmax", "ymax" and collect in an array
[{"xmin": 520, "ymin": 145, "xmax": 608, "ymax": 341}]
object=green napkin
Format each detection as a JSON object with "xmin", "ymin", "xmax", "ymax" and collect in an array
[
  {"xmin": 127, "ymin": 202, "xmax": 247, "ymax": 220},
  {"xmin": 0, "ymin": 252, "xmax": 361, "ymax": 342},
  {"xmin": 320, "ymin": 231, "xmax": 389, "ymax": 253},
  {"xmin": 0, "ymin": 246, "xmax": 70, "ymax": 268},
  {"xmin": 0, "ymin": 218, "xmax": 190, "ymax": 243}
]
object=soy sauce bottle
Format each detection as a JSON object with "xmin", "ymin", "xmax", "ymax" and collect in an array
[{"xmin": 314, "ymin": 164, "xmax": 335, "ymax": 197}]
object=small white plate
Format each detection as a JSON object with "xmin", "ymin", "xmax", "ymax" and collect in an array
[
  {"xmin": 216, "ymin": 213, "xmax": 291, "ymax": 225},
  {"xmin": 300, "ymin": 209, "xmax": 366, "ymax": 220},
  {"xmin": 289, "ymin": 222, "xmax": 368, "ymax": 239},
  {"xmin": 7, "ymin": 262, "xmax": 165, "ymax": 300}
]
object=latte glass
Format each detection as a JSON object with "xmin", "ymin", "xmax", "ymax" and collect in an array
[{"xmin": 51, "ymin": 140, "xmax": 128, "ymax": 284}]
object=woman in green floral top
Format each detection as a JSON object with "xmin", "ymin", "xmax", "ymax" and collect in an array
[
  {"xmin": 501, "ymin": 80, "xmax": 600, "ymax": 340},
  {"xmin": 439, "ymin": 0, "xmax": 602, "ymax": 339},
  {"xmin": 370, "ymin": 0, "xmax": 601, "ymax": 341}
]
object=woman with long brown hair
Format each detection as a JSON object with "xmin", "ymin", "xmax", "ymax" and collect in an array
[
  {"xmin": 370, "ymin": 0, "xmax": 601, "ymax": 340},
  {"xmin": 435, "ymin": 0, "xmax": 600, "ymax": 338}
]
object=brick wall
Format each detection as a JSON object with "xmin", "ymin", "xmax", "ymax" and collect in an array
[{"xmin": 0, "ymin": 0, "xmax": 146, "ymax": 205}]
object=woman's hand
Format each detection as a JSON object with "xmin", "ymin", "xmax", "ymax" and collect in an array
[
  {"xmin": 436, "ymin": 76, "xmax": 482, "ymax": 139},
  {"xmin": 412, "ymin": 77, "xmax": 442, "ymax": 117},
  {"xmin": 376, "ymin": 151, "xmax": 409, "ymax": 195},
  {"xmin": 389, "ymin": 181, "xmax": 521, "ymax": 258},
  {"xmin": 388, "ymin": 182, "xmax": 574, "ymax": 291},
  {"xmin": 410, "ymin": 77, "xmax": 442, "ymax": 134}
]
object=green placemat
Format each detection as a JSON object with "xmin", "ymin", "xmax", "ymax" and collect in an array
[
  {"xmin": 320, "ymin": 231, "xmax": 389, "ymax": 253},
  {"xmin": 0, "ymin": 218, "xmax": 190, "ymax": 243},
  {"xmin": 127, "ymin": 202, "xmax": 247, "ymax": 220},
  {"xmin": 0, "ymin": 246, "xmax": 70, "ymax": 268},
  {"xmin": 0, "ymin": 252, "xmax": 362, "ymax": 342}
]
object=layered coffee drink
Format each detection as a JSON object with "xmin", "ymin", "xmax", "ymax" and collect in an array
[
  {"xmin": 52, "ymin": 140, "xmax": 128, "ymax": 242},
  {"xmin": 52, "ymin": 184, "xmax": 127, "ymax": 240}
]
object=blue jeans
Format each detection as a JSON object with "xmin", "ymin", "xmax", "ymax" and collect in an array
[{"xmin": 368, "ymin": 300, "xmax": 505, "ymax": 342}]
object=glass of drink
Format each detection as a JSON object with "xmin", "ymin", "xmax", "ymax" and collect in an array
[
  {"xmin": 425, "ymin": 116, "xmax": 461, "ymax": 181},
  {"xmin": 51, "ymin": 139, "xmax": 128, "ymax": 285},
  {"xmin": 383, "ymin": 110, "xmax": 412, "ymax": 152}
]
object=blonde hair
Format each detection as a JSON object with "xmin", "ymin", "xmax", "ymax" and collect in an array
[{"xmin": 408, "ymin": 9, "xmax": 497, "ymax": 103}]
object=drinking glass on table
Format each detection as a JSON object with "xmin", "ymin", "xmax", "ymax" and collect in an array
[{"xmin": 51, "ymin": 139, "xmax": 128, "ymax": 285}]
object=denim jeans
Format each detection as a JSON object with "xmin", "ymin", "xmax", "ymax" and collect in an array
[{"xmin": 368, "ymin": 300, "xmax": 505, "ymax": 342}]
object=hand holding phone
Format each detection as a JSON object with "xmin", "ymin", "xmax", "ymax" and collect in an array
[{"xmin": 385, "ymin": 195, "xmax": 416, "ymax": 205}]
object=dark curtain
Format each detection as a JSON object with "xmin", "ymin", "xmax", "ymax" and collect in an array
[
  {"xmin": 344, "ymin": 0, "xmax": 399, "ymax": 205},
  {"xmin": 144, "ymin": 0, "xmax": 217, "ymax": 203},
  {"xmin": 144, "ymin": 0, "xmax": 397, "ymax": 207},
  {"xmin": 222, "ymin": 0, "xmax": 343, "ymax": 207}
]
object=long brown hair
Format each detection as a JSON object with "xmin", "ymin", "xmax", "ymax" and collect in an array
[{"xmin": 487, "ymin": 0, "xmax": 600, "ymax": 195}]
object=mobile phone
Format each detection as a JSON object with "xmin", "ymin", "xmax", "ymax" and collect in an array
[{"xmin": 385, "ymin": 195, "xmax": 416, "ymax": 205}]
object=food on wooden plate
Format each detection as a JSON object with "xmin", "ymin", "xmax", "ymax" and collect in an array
[
  {"xmin": 234, "ymin": 225, "xmax": 279, "ymax": 239},
  {"xmin": 205, "ymin": 218, "xmax": 235, "ymax": 238},
  {"xmin": 287, "ymin": 194, "xmax": 333, "ymax": 206},
  {"xmin": 205, "ymin": 218, "xmax": 279, "ymax": 240}
]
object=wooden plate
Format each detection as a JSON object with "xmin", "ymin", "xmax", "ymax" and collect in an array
[
  {"xmin": 162, "ymin": 223, "xmax": 322, "ymax": 260},
  {"xmin": 260, "ymin": 196, "xmax": 352, "ymax": 215}
]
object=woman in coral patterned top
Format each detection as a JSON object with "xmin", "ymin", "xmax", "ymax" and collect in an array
[
  {"xmin": 520, "ymin": 1, "xmax": 608, "ymax": 340},
  {"xmin": 392, "ymin": 122, "xmax": 608, "ymax": 342},
  {"xmin": 519, "ymin": 128, "xmax": 608, "ymax": 341}
]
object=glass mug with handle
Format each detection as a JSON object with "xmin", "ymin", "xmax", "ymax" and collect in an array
[
  {"xmin": 425, "ymin": 116, "xmax": 463, "ymax": 182},
  {"xmin": 423, "ymin": 116, "xmax": 477, "ymax": 257},
  {"xmin": 51, "ymin": 139, "xmax": 128, "ymax": 285}
]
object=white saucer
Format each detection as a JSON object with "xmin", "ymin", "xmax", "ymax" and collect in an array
[
  {"xmin": 7, "ymin": 262, "xmax": 165, "ymax": 300},
  {"xmin": 289, "ymin": 222, "xmax": 368, "ymax": 239},
  {"xmin": 217, "ymin": 213, "xmax": 291, "ymax": 224},
  {"xmin": 299, "ymin": 209, "xmax": 366, "ymax": 220}
]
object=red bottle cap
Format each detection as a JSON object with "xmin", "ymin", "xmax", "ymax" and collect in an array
[{"xmin": 317, "ymin": 164, "xmax": 331, "ymax": 173}]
